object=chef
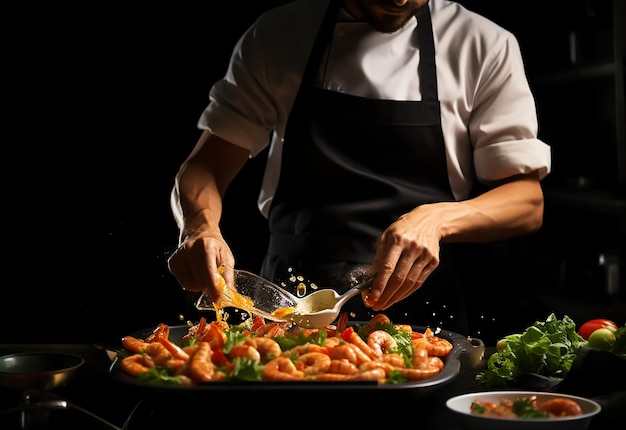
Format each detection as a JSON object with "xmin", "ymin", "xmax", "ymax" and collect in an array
[{"xmin": 167, "ymin": 0, "xmax": 551, "ymax": 335}]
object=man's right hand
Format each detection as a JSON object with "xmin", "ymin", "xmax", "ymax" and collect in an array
[{"xmin": 167, "ymin": 232, "xmax": 236, "ymax": 303}]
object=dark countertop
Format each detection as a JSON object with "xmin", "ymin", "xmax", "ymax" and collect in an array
[
  {"xmin": 0, "ymin": 344, "xmax": 140, "ymax": 429},
  {"xmin": 0, "ymin": 343, "xmax": 622, "ymax": 429}
]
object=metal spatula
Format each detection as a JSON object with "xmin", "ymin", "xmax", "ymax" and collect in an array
[{"xmin": 195, "ymin": 269, "xmax": 299, "ymax": 322}]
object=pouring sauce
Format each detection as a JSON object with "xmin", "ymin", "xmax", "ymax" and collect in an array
[{"xmin": 213, "ymin": 267, "xmax": 255, "ymax": 321}]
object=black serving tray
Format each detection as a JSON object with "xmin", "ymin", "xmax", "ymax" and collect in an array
[{"xmin": 110, "ymin": 323, "xmax": 485, "ymax": 398}]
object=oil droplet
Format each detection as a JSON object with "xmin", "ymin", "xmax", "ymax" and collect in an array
[{"xmin": 296, "ymin": 282, "xmax": 307, "ymax": 297}]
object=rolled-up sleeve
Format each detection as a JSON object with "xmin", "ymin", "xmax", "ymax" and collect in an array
[
  {"xmin": 196, "ymin": 2, "xmax": 319, "ymax": 158},
  {"xmin": 474, "ymin": 138, "xmax": 551, "ymax": 182},
  {"xmin": 469, "ymin": 32, "xmax": 551, "ymax": 184},
  {"xmin": 197, "ymin": 28, "xmax": 278, "ymax": 157}
]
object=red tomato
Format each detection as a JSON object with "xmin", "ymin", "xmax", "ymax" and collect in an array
[
  {"xmin": 578, "ymin": 319, "xmax": 618, "ymax": 340},
  {"xmin": 211, "ymin": 349, "xmax": 229, "ymax": 366},
  {"xmin": 341, "ymin": 326, "xmax": 355, "ymax": 342},
  {"xmin": 250, "ymin": 316, "xmax": 265, "ymax": 332}
]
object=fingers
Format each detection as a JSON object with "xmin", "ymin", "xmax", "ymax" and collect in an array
[
  {"xmin": 167, "ymin": 245, "xmax": 198, "ymax": 290},
  {"xmin": 394, "ymin": 260, "xmax": 437, "ymax": 303},
  {"xmin": 167, "ymin": 235, "xmax": 235, "ymax": 302},
  {"xmin": 365, "ymin": 252, "xmax": 439, "ymax": 311},
  {"xmin": 220, "ymin": 263, "xmax": 235, "ymax": 292},
  {"xmin": 363, "ymin": 210, "xmax": 443, "ymax": 310}
]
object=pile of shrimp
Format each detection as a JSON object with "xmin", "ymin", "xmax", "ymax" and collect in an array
[{"xmin": 119, "ymin": 313, "xmax": 453, "ymax": 385}]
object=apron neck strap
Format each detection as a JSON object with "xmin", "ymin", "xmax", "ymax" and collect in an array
[{"xmin": 416, "ymin": 4, "xmax": 438, "ymax": 101}]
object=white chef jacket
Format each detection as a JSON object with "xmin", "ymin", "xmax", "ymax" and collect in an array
[{"xmin": 197, "ymin": 0, "xmax": 552, "ymax": 217}]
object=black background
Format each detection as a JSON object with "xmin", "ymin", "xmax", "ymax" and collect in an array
[
  {"xmin": 3, "ymin": 2, "xmax": 623, "ymax": 346},
  {"xmin": 4, "ymin": 3, "xmax": 286, "ymax": 344}
]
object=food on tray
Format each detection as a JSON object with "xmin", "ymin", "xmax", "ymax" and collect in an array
[
  {"xmin": 118, "ymin": 313, "xmax": 453, "ymax": 386},
  {"xmin": 471, "ymin": 394, "xmax": 583, "ymax": 419}
]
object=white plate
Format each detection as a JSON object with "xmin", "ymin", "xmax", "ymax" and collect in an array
[{"xmin": 446, "ymin": 390, "xmax": 601, "ymax": 430}]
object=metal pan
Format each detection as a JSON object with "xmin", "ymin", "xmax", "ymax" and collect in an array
[
  {"xmin": 109, "ymin": 323, "xmax": 484, "ymax": 398},
  {"xmin": 0, "ymin": 352, "xmax": 85, "ymax": 391}
]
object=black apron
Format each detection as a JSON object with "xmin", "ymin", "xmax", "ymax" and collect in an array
[{"xmin": 260, "ymin": 0, "xmax": 469, "ymax": 334}]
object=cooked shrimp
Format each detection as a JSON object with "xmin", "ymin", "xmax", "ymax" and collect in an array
[
  {"xmin": 297, "ymin": 352, "xmax": 331, "ymax": 375},
  {"xmin": 145, "ymin": 323, "xmax": 170, "ymax": 343},
  {"xmin": 329, "ymin": 344, "xmax": 358, "ymax": 364},
  {"xmin": 312, "ymin": 373, "xmax": 350, "ymax": 381},
  {"xmin": 245, "ymin": 337, "xmax": 281, "ymax": 361},
  {"xmin": 393, "ymin": 365, "xmax": 440, "ymax": 381},
  {"xmin": 347, "ymin": 343, "xmax": 373, "ymax": 364},
  {"xmin": 183, "ymin": 317, "xmax": 207, "ymax": 341},
  {"xmin": 121, "ymin": 336, "xmax": 149, "ymax": 353},
  {"xmin": 366, "ymin": 314, "xmax": 391, "ymax": 333},
  {"xmin": 176, "ymin": 375, "xmax": 194, "ymax": 386},
  {"xmin": 345, "ymin": 331, "xmax": 378, "ymax": 360},
  {"xmin": 144, "ymin": 342, "xmax": 172, "ymax": 367},
  {"xmin": 229, "ymin": 343, "xmax": 262, "ymax": 363},
  {"xmin": 327, "ymin": 359, "xmax": 359, "ymax": 375},
  {"xmin": 394, "ymin": 324, "xmax": 413, "ymax": 334},
  {"xmin": 539, "ymin": 398, "xmax": 583, "ymax": 417},
  {"xmin": 165, "ymin": 358, "xmax": 187, "ymax": 371},
  {"xmin": 120, "ymin": 354, "xmax": 152, "ymax": 377},
  {"xmin": 367, "ymin": 330, "xmax": 397, "ymax": 357},
  {"xmin": 412, "ymin": 346, "xmax": 430, "ymax": 368},
  {"xmin": 157, "ymin": 337, "xmax": 190, "ymax": 361},
  {"xmin": 286, "ymin": 343, "xmax": 327, "ymax": 357},
  {"xmin": 142, "ymin": 343, "xmax": 185, "ymax": 372},
  {"xmin": 323, "ymin": 336, "xmax": 341, "ymax": 349},
  {"xmin": 184, "ymin": 317, "xmax": 228, "ymax": 350},
  {"xmin": 358, "ymin": 360, "xmax": 394, "ymax": 375},
  {"xmin": 199, "ymin": 321, "xmax": 228, "ymax": 350},
  {"xmin": 428, "ymin": 356, "xmax": 444, "ymax": 370},
  {"xmin": 182, "ymin": 344, "xmax": 198, "ymax": 356},
  {"xmin": 411, "ymin": 328, "xmax": 453, "ymax": 357},
  {"xmin": 381, "ymin": 352, "xmax": 406, "ymax": 368},
  {"xmin": 350, "ymin": 367, "xmax": 386, "ymax": 382},
  {"xmin": 394, "ymin": 346, "xmax": 442, "ymax": 381},
  {"xmin": 263, "ymin": 357, "xmax": 306, "ymax": 381},
  {"xmin": 335, "ymin": 312, "xmax": 349, "ymax": 333},
  {"xmin": 188, "ymin": 341, "xmax": 216, "ymax": 382},
  {"xmin": 254, "ymin": 321, "xmax": 289, "ymax": 338}
]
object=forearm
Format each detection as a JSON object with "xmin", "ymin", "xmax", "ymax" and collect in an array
[
  {"xmin": 171, "ymin": 164, "xmax": 224, "ymax": 244},
  {"xmin": 410, "ymin": 173, "xmax": 545, "ymax": 244},
  {"xmin": 170, "ymin": 131, "xmax": 251, "ymax": 244}
]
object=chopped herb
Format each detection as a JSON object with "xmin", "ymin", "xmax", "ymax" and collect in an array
[
  {"xmin": 137, "ymin": 366, "xmax": 186, "ymax": 385},
  {"xmin": 513, "ymin": 397, "xmax": 550, "ymax": 419}
]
